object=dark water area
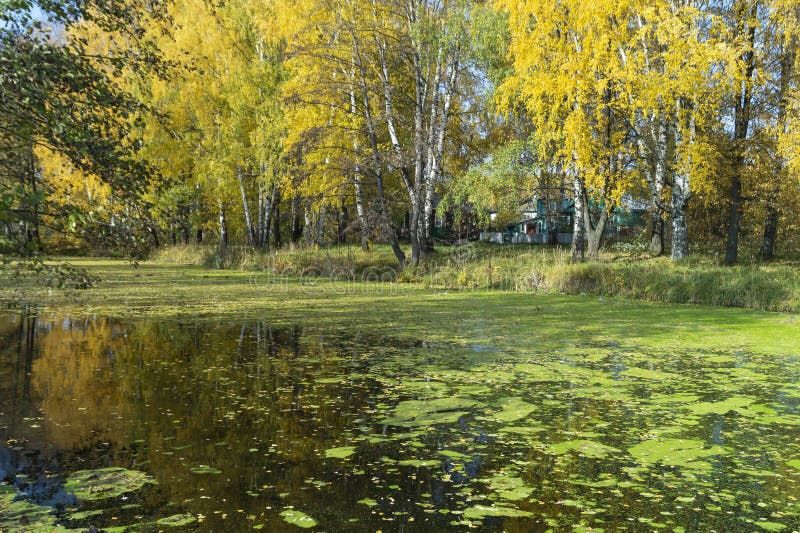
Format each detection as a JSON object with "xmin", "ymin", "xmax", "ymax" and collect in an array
[{"xmin": 1, "ymin": 308, "xmax": 800, "ymax": 531}]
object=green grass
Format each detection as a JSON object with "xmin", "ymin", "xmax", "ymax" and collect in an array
[
  {"xmin": 148, "ymin": 242, "xmax": 800, "ymax": 312},
  {"xmin": 1, "ymin": 256, "xmax": 799, "ymax": 357}
]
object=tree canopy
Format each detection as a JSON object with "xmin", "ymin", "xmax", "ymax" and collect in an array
[{"xmin": 2, "ymin": 0, "xmax": 800, "ymax": 267}]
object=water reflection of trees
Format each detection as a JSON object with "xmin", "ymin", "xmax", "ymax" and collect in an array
[{"xmin": 2, "ymin": 312, "xmax": 387, "ymax": 529}]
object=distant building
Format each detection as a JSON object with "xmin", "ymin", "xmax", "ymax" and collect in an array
[{"xmin": 479, "ymin": 193, "xmax": 647, "ymax": 244}]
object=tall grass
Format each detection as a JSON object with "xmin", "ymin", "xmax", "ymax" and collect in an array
[{"xmin": 152, "ymin": 242, "xmax": 800, "ymax": 312}]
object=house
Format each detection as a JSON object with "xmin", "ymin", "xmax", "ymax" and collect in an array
[{"xmin": 479, "ymin": 193, "xmax": 647, "ymax": 244}]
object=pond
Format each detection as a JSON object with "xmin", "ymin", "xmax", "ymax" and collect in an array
[{"xmin": 1, "ymin": 303, "xmax": 800, "ymax": 531}]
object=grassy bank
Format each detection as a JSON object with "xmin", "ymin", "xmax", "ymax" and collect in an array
[
  {"xmin": 2, "ymin": 258, "xmax": 799, "ymax": 357},
  {"xmin": 148, "ymin": 242, "xmax": 800, "ymax": 312}
]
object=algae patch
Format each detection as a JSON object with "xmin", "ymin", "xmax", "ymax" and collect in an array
[
  {"xmin": 548, "ymin": 439, "xmax": 621, "ymax": 459},
  {"xmin": 325, "ymin": 446, "xmax": 356, "ymax": 459},
  {"xmin": 280, "ymin": 508, "xmax": 318, "ymax": 529},
  {"xmin": 190, "ymin": 465, "xmax": 222, "ymax": 474},
  {"xmin": 492, "ymin": 397, "xmax": 536, "ymax": 422},
  {"xmin": 381, "ymin": 397, "xmax": 477, "ymax": 427},
  {"xmin": 64, "ymin": 467, "xmax": 156, "ymax": 501},
  {"xmin": 463, "ymin": 504, "xmax": 532, "ymax": 519},
  {"xmin": 156, "ymin": 513, "xmax": 197, "ymax": 527},
  {"xmin": 628, "ymin": 438, "xmax": 728, "ymax": 471},
  {"xmin": 0, "ymin": 490, "xmax": 60, "ymax": 532}
]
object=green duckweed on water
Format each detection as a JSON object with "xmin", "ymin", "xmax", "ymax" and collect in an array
[
  {"xmin": 279, "ymin": 508, "xmax": 318, "ymax": 529},
  {"xmin": 0, "ymin": 488, "xmax": 62, "ymax": 532},
  {"xmin": 189, "ymin": 465, "xmax": 222, "ymax": 474},
  {"xmin": 324, "ymin": 445, "xmax": 356, "ymax": 459},
  {"xmin": 627, "ymin": 438, "xmax": 729, "ymax": 471},
  {"xmin": 63, "ymin": 467, "xmax": 156, "ymax": 501},
  {"xmin": 3, "ymin": 269, "xmax": 800, "ymax": 531},
  {"xmin": 156, "ymin": 513, "xmax": 198, "ymax": 527}
]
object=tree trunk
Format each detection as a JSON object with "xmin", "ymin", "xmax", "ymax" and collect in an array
[
  {"xmin": 423, "ymin": 175, "xmax": 436, "ymax": 254},
  {"xmin": 759, "ymin": 35, "xmax": 795, "ymax": 260},
  {"xmin": 237, "ymin": 168, "xmax": 256, "ymax": 246},
  {"xmin": 724, "ymin": 176, "xmax": 743, "ymax": 264},
  {"xmin": 315, "ymin": 203, "xmax": 327, "ymax": 246},
  {"xmin": 354, "ymin": 175, "xmax": 369, "ymax": 250},
  {"xmin": 571, "ymin": 177, "xmax": 586, "ymax": 262},
  {"xmin": 670, "ymin": 99, "xmax": 693, "ymax": 261},
  {"xmin": 264, "ymin": 185, "xmax": 277, "ymax": 248},
  {"xmin": 584, "ymin": 201, "xmax": 610, "ymax": 260},
  {"xmin": 649, "ymin": 215, "xmax": 664, "ymax": 256},
  {"xmin": 272, "ymin": 196, "xmax": 281, "ymax": 248},
  {"xmin": 149, "ymin": 225, "xmax": 161, "ymax": 248},
  {"xmin": 303, "ymin": 204, "xmax": 314, "ymax": 244},
  {"xmin": 351, "ymin": 30, "xmax": 405, "ymax": 267},
  {"xmin": 348, "ymin": 78, "xmax": 370, "ymax": 251},
  {"xmin": 409, "ymin": 202, "xmax": 421, "ymax": 266},
  {"xmin": 218, "ymin": 200, "xmax": 228, "ymax": 249},
  {"xmin": 759, "ymin": 206, "xmax": 778, "ymax": 260},
  {"xmin": 670, "ymin": 172, "xmax": 690, "ymax": 260},
  {"xmin": 290, "ymin": 196, "xmax": 302, "ymax": 244},
  {"xmin": 724, "ymin": 3, "xmax": 757, "ymax": 266},
  {"xmin": 337, "ymin": 206, "xmax": 349, "ymax": 243}
]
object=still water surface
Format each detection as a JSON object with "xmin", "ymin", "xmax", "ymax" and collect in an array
[{"xmin": 1, "ymin": 309, "xmax": 800, "ymax": 531}]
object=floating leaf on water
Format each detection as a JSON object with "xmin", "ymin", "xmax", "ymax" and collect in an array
[
  {"xmin": 315, "ymin": 377, "xmax": 344, "ymax": 384},
  {"xmin": 398, "ymin": 459, "xmax": 437, "ymax": 467},
  {"xmin": 280, "ymin": 508, "xmax": 318, "ymax": 529},
  {"xmin": 381, "ymin": 397, "xmax": 477, "ymax": 427},
  {"xmin": 156, "ymin": 513, "xmax": 197, "ymax": 527},
  {"xmin": 547, "ymin": 440, "xmax": 620, "ymax": 459},
  {"xmin": 439, "ymin": 450, "xmax": 470, "ymax": 459},
  {"xmin": 64, "ymin": 467, "xmax": 156, "ymax": 501},
  {"xmin": 622, "ymin": 367, "xmax": 679, "ymax": 381},
  {"xmin": 628, "ymin": 438, "xmax": 728, "ymax": 471},
  {"xmin": 0, "ymin": 492, "xmax": 59, "ymax": 531},
  {"xmin": 396, "ymin": 379, "xmax": 450, "ymax": 398},
  {"xmin": 786, "ymin": 460, "xmax": 800, "ymax": 471},
  {"xmin": 754, "ymin": 521, "xmax": 787, "ymax": 531},
  {"xmin": 688, "ymin": 397, "xmax": 755, "ymax": 416},
  {"xmin": 68, "ymin": 509, "xmax": 105, "ymax": 521},
  {"xmin": 190, "ymin": 465, "xmax": 222, "ymax": 474},
  {"xmin": 492, "ymin": 397, "xmax": 536, "ymax": 422},
  {"xmin": 358, "ymin": 498, "xmax": 378, "ymax": 507},
  {"xmin": 484, "ymin": 473, "xmax": 534, "ymax": 500},
  {"xmin": 324, "ymin": 446, "xmax": 356, "ymax": 459},
  {"xmin": 463, "ymin": 504, "xmax": 533, "ymax": 519}
]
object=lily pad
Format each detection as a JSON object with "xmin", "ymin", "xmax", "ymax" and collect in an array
[
  {"xmin": 280, "ymin": 508, "xmax": 318, "ymax": 529},
  {"xmin": 628, "ymin": 438, "xmax": 728, "ymax": 471},
  {"xmin": 190, "ymin": 465, "xmax": 222, "ymax": 474},
  {"xmin": 68, "ymin": 509, "xmax": 104, "ymax": 521},
  {"xmin": 622, "ymin": 367, "xmax": 679, "ymax": 381},
  {"xmin": 64, "ymin": 467, "xmax": 156, "ymax": 501},
  {"xmin": 0, "ymin": 491, "xmax": 59, "ymax": 531},
  {"xmin": 156, "ymin": 513, "xmax": 197, "ymax": 527},
  {"xmin": 398, "ymin": 458, "xmax": 438, "ymax": 467},
  {"xmin": 754, "ymin": 521, "xmax": 786, "ymax": 532},
  {"xmin": 493, "ymin": 397, "xmax": 536, "ymax": 422},
  {"xmin": 324, "ymin": 446, "xmax": 356, "ymax": 459},
  {"xmin": 463, "ymin": 504, "xmax": 533, "ymax": 519},
  {"xmin": 548, "ymin": 440, "xmax": 620, "ymax": 458},
  {"xmin": 688, "ymin": 397, "xmax": 755, "ymax": 416},
  {"xmin": 786, "ymin": 460, "xmax": 800, "ymax": 471},
  {"xmin": 381, "ymin": 397, "xmax": 477, "ymax": 427},
  {"xmin": 485, "ymin": 473, "xmax": 534, "ymax": 500}
]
